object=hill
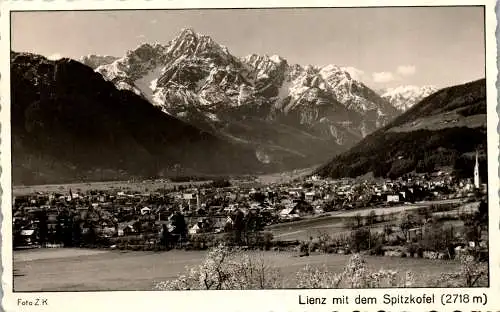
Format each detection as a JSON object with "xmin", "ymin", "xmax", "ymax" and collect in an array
[
  {"xmin": 11, "ymin": 52, "xmax": 267, "ymax": 185},
  {"xmin": 316, "ymin": 78, "xmax": 487, "ymax": 180}
]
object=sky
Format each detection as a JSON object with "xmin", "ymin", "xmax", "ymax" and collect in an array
[{"xmin": 11, "ymin": 7, "xmax": 485, "ymax": 89}]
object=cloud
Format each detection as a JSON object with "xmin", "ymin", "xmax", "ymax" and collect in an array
[
  {"xmin": 150, "ymin": 19, "xmax": 157, "ymax": 24},
  {"xmin": 397, "ymin": 65, "xmax": 416, "ymax": 76},
  {"xmin": 342, "ymin": 66, "xmax": 365, "ymax": 81},
  {"xmin": 372, "ymin": 71, "xmax": 395, "ymax": 83},
  {"xmin": 47, "ymin": 53, "xmax": 63, "ymax": 61},
  {"xmin": 137, "ymin": 34, "xmax": 146, "ymax": 39}
]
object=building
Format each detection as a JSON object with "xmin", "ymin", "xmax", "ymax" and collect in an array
[
  {"xmin": 304, "ymin": 192, "xmax": 315, "ymax": 202},
  {"xmin": 474, "ymin": 151, "xmax": 480, "ymax": 189},
  {"xmin": 386, "ymin": 194, "xmax": 400, "ymax": 203},
  {"xmin": 183, "ymin": 192, "xmax": 200, "ymax": 210}
]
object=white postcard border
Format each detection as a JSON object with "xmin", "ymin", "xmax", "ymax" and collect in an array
[{"xmin": 1, "ymin": 1, "xmax": 498, "ymax": 311}]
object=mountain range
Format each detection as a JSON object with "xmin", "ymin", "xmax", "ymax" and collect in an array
[
  {"xmin": 316, "ymin": 78, "xmax": 487, "ymax": 180},
  {"xmin": 81, "ymin": 28, "xmax": 400, "ymax": 169},
  {"xmin": 12, "ymin": 28, "xmax": 483, "ymax": 184}
]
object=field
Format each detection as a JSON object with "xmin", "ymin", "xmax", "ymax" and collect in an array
[
  {"xmin": 255, "ymin": 166, "xmax": 318, "ymax": 185},
  {"xmin": 13, "ymin": 168, "xmax": 322, "ymax": 196},
  {"xmin": 334, "ymin": 199, "xmax": 462, "ymax": 217},
  {"xmin": 267, "ymin": 198, "xmax": 465, "ymax": 241},
  {"xmin": 13, "ymin": 248, "xmax": 460, "ymax": 291},
  {"xmin": 12, "ymin": 180, "xmax": 212, "ymax": 196}
]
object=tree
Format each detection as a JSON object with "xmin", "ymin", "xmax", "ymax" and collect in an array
[
  {"xmin": 133, "ymin": 220, "xmax": 142, "ymax": 234},
  {"xmin": 230, "ymin": 209, "xmax": 245, "ymax": 244},
  {"xmin": 55, "ymin": 215, "xmax": 64, "ymax": 244},
  {"xmin": 82, "ymin": 222, "xmax": 98, "ymax": 246},
  {"xmin": 171, "ymin": 212, "xmax": 187, "ymax": 239},
  {"xmin": 462, "ymin": 200, "xmax": 488, "ymax": 245},
  {"xmin": 250, "ymin": 192, "xmax": 266, "ymax": 204},
  {"xmin": 354, "ymin": 213, "xmax": 363, "ymax": 229},
  {"xmin": 210, "ymin": 178, "xmax": 231, "ymax": 188},
  {"xmin": 62, "ymin": 214, "xmax": 75, "ymax": 247},
  {"xmin": 71, "ymin": 218, "xmax": 82, "ymax": 247},
  {"xmin": 160, "ymin": 224, "xmax": 172, "ymax": 249},
  {"xmin": 35, "ymin": 210, "xmax": 48, "ymax": 246},
  {"xmin": 350, "ymin": 228, "xmax": 371, "ymax": 252},
  {"xmin": 398, "ymin": 212, "xmax": 417, "ymax": 241},
  {"xmin": 366, "ymin": 210, "xmax": 377, "ymax": 226}
]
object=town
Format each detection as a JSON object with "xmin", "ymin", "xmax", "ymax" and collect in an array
[{"xmin": 13, "ymin": 159, "xmax": 488, "ymax": 263}]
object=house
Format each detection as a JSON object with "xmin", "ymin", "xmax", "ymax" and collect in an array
[
  {"xmin": 304, "ymin": 192, "xmax": 315, "ymax": 202},
  {"xmin": 293, "ymin": 200, "xmax": 314, "ymax": 215},
  {"xmin": 101, "ymin": 226, "xmax": 116, "ymax": 238},
  {"xmin": 407, "ymin": 227, "xmax": 423, "ymax": 241},
  {"xmin": 225, "ymin": 215, "xmax": 234, "ymax": 226},
  {"xmin": 386, "ymin": 194, "xmax": 400, "ymax": 203},
  {"xmin": 20, "ymin": 229, "xmax": 36, "ymax": 245},
  {"xmin": 279, "ymin": 207, "xmax": 300, "ymax": 220},
  {"xmin": 188, "ymin": 223, "xmax": 201, "ymax": 235},
  {"xmin": 279, "ymin": 207, "xmax": 294, "ymax": 218},
  {"xmin": 122, "ymin": 224, "xmax": 135, "ymax": 236}
]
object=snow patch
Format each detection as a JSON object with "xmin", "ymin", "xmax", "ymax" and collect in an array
[
  {"xmin": 276, "ymin": 78, "xmax": 292, "ymax": 102},
  {"xmin": 269, "ymin": 55, "xmax": 283, "ymax": 64},
  {"xmin": 134, "ymin": 65, "xmax": 165, "ymax": 102}
]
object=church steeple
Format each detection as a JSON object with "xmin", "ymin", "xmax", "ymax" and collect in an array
[{"xmin": 474, "ymin": 151, "xmax": 480, "ymax": 189}]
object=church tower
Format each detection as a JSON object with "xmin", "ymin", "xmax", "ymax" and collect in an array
[{"xmin": 474, "ymin": 151, "xmax": 480, "ymax": 189}]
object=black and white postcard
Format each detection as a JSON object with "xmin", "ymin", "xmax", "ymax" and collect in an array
[{"xmin": 1, "ymin": 1, "xmax": 498, "ymax": 311}]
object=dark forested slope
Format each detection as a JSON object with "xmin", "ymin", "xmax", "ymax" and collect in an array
[
  {"xmin": 11, "ymin": 52, "xmax": 265, "ymax": 185},
  {"xmin": 316, "ymin": 78, "xmax": 487, "ymax": 180}
]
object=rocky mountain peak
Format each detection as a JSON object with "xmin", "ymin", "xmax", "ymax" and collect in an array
[
  {"xmin": 165, "ymin": 28, "xmax": 231, "ymax": 61},
  {"xmin": 125, "ymin": 42, "xmax": 167, "ymax": 61}
]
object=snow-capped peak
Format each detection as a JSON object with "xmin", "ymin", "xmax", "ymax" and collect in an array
[
  {"xmin": 381, "ymin": 85, "xmax": 438, "ymax": 112},
  {"xmin": 269, "ymin": 54, "xmax": 284, "ymax": 64}
]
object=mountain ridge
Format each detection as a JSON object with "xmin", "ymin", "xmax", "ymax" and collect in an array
[{"xmin": 83, "ymin": 28, "xmax": 400, "ymax": 169}]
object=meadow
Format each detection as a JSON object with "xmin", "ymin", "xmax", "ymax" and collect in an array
[{"xmin": 13, "ymin": 248, "xmax": 461, "ymax": 291}]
